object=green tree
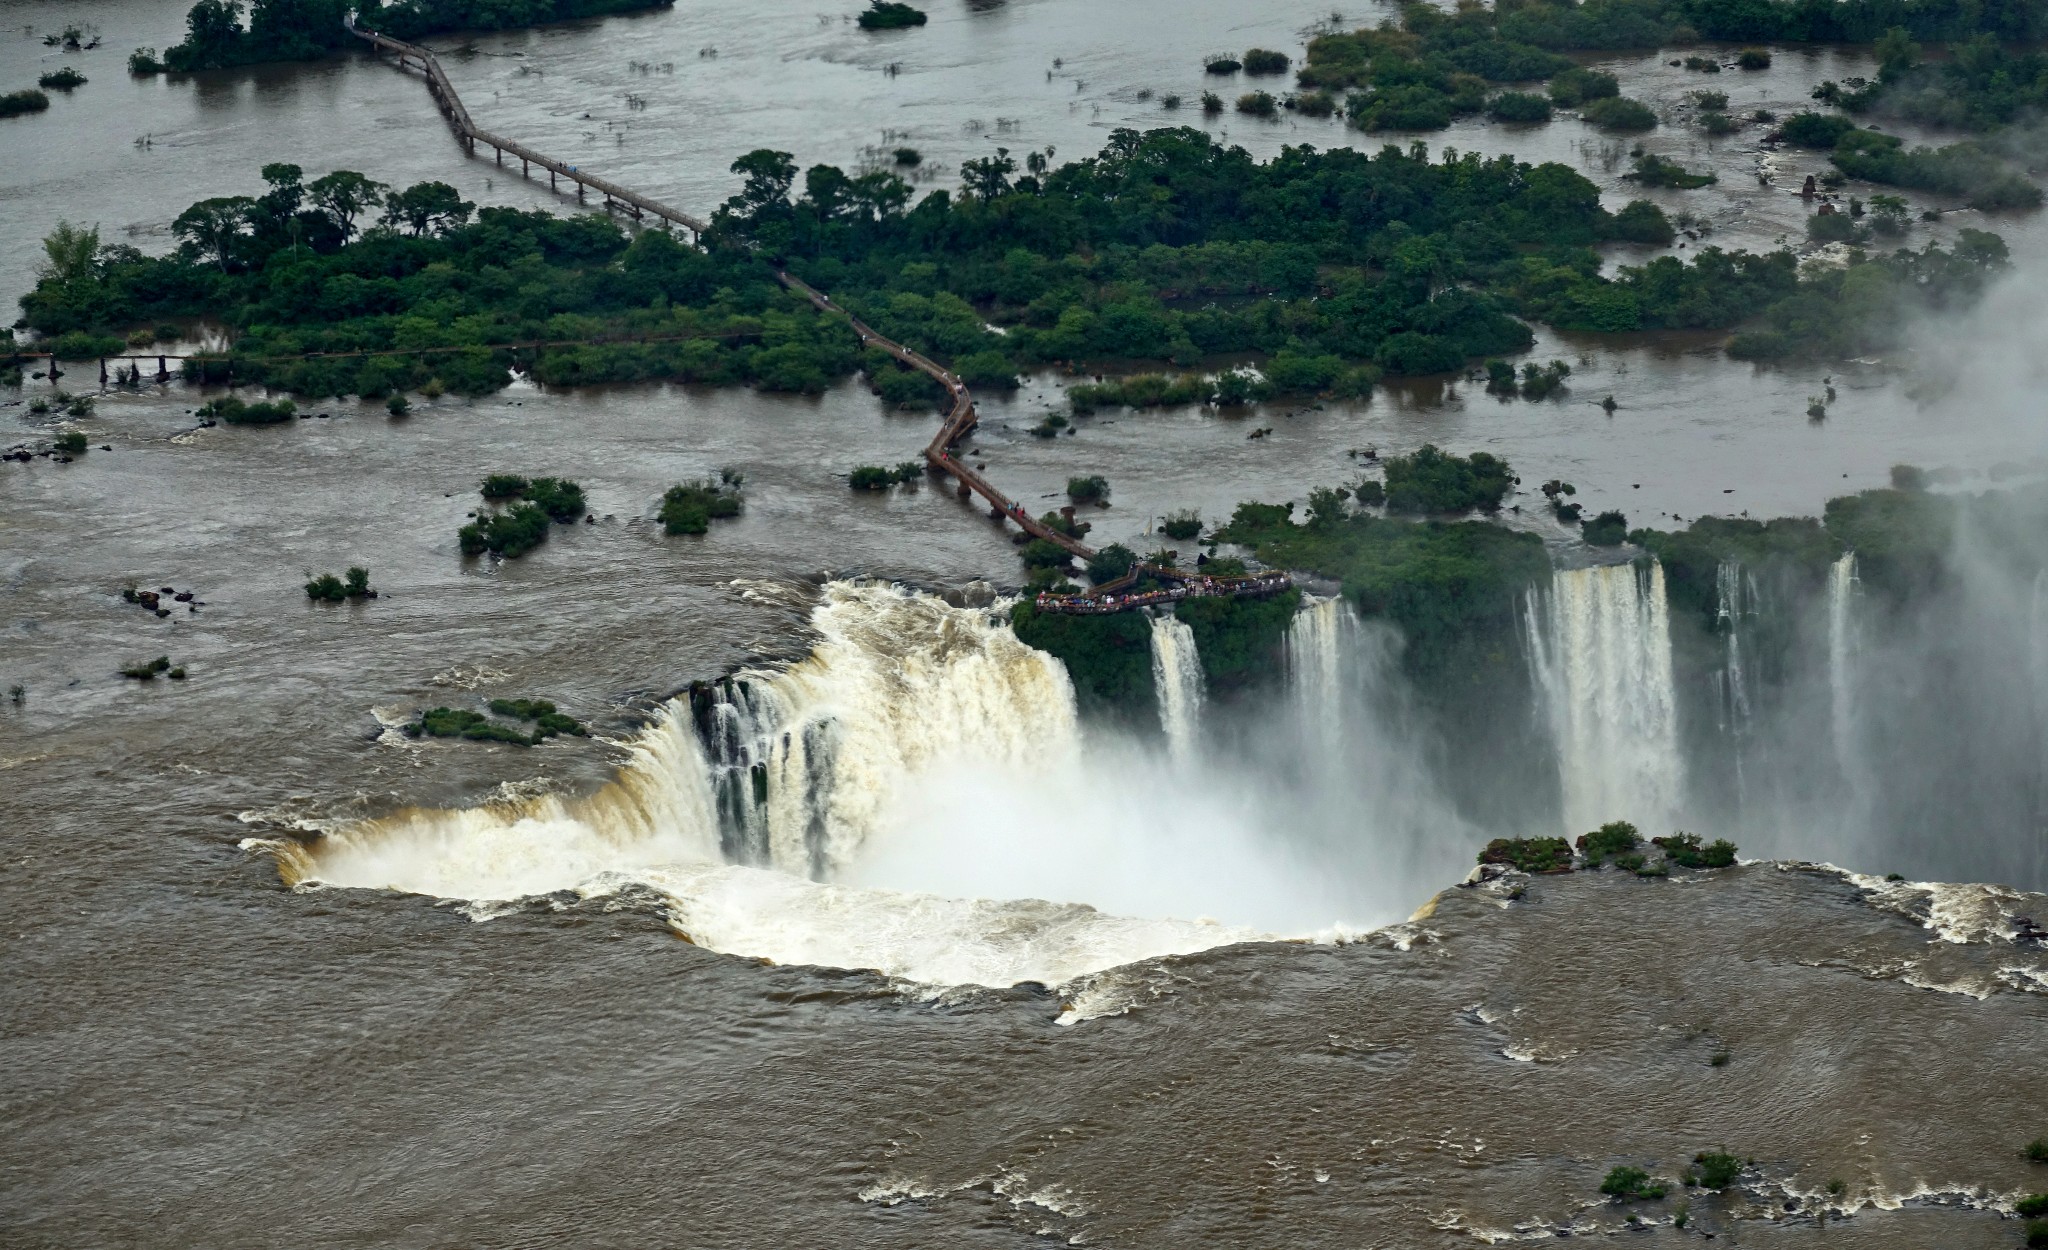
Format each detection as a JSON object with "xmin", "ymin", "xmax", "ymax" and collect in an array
[
  {"xmin": 961, "ymin": 148, "xmax": 1018, "ymax": 200},
  {"xmin": 306, "ymin": 170, "xmax": 388, "ymax": 242},
  {"xmin": 172, "ymin": 196, "xmax": 256, "ymax": 270},
  {"xmin": 381, "ymin": 181, "xmax": 474, "ymax": 236},
  {"xmin": 37, "ymin": 221, "xmax": 100, "ymax": 287}
]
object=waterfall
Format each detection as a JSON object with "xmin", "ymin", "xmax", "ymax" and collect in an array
[
  {"xmin": 1827, "ymin": 552, "xmax": 1860, "ymax": 779},
  {"xmin": 266, "ymin": 582, "xmax": 1322, "ymax": 987},
  {"xmin": 1712, "ymin": 561, "xmax": 1761, "ymax": 805},
  {"xmin": 1149, "ymin": 612, "xmax": 1205, "ymax": 763},
  {"xmin": 1289, "ymin": 595, "xmax": 1359, "ymax": 763},
  {"xmin": 1528, "ymin": 562, "xmax": 1684, "ymax": 836}
]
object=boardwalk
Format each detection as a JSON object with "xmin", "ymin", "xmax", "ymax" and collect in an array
[{"xmin": 344, "ymin": 18, "xmax": 1290, "ymax": 614}]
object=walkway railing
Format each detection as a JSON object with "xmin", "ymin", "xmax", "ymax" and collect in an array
[{"xmin": 343, "ymin": 18, "xmax": 1289, "ymax": 614}]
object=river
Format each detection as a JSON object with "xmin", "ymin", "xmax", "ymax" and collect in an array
[{"xmin": 5, "ymin": 1, "xmax": 2048, "ymax": 1244}]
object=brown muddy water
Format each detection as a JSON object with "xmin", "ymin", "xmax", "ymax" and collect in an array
[{"xmin": 5, "ymin": 1, "xmax": 2048, "ymax": 1245}]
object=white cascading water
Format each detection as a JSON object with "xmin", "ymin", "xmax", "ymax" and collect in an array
[
  {"xmin": 1289, "ymin": 595, "xmax": 1355, "ymax": 743},
  {"xmin": 1149, "ymin": 612, "xmax": 1206, "ymax": 763},
  {"xmin": 272, "ymin": 582, "xmax": 1304, "ymax": 988},
  {"xmin": 1827, "ymin": 552, "xmax": 1860, "ymax": 780},
  {"xmin": 1713, "ymin": 561, "xmax": 1759, "ymax": 805},
  {"xmin": 1528, "ymin": 562, "xmax": 1685, "ymax": 836}
]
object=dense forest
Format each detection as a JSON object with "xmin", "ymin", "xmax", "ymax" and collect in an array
[
  {"xmin": 19, "ymin": 127, "xmax": 2013, "ymax": 399},
  {"xmin": 136, "ymin": 0, "xmax": 671, "ymax": 73}
]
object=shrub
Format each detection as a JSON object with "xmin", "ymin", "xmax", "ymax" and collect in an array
[
  {"xmin": 1686, "ymin": 1152, "xmax": 1744, "ymax": 1190},
  {"xmin": 308, "ymin": 567, "xmax": 374, "ymax": 601},
  {"xmin": 1487, "ymin": 91, "xmax": 1552, "ymax": 123},
  {"xmin": 458, "ymin": 501, "xmax": 551, "ymax": 557},
  {"xmin": 1582, "ymin": 510, "xmax": 1628, "ymax": 546},
  {"xmin": 1201, "ymin": 91, "xmax": 1223, "ymax": 115},
  {"xmin": 850, "ymin": 461, "xmax": 921, "ymax": 490},
  {"xmin": 2018, "ymin": 1196, "xmax": 2048, "ymax": 1218},
  {"xmin": 1700, "ymin": 111, "xmax": 1738, "ymax": 134},
  {"xmin": 1601, "ymin": 1166, "xmax": 1666, "ymax": 1201},
  {"xmin": 1580, "ymin": 820, "xmax": 1640, "ymax": 865},
  {"xmin": 1780, "ymin": 111, "xmax": 1855, "ymax": 149},
  {"xmin": 1658, "ymin": 833, "xmax": 1739, "ymax": 868},
  {"xmin": 1683, "ymin": 55, "xmax": 1721, "ymax": 73},
  {"xmin": 200, "ymin": 396, "xmax": 297, "ymax": 425},
  {"xmin": 1548, "ymin": 68, "xmax": 1618, "ymax": 107},
  {"xmin": 2027, "ymin": 1220, "xmax": 2048, "ymax": 1250},
  {"xmin": 1690, "ymin": 90, "xmax": 1729, "ymax": 111},
  {"xmin": 893, "ymin": 147, "xmax": 921, "ymax": 166},
  {"xmin": 128, "ymin": 47, "xmax": 165, "ymax": 74},
  {"xmin": 1520, "ymin": 359, "xmax": 1571, "ymax": 399},
  {"xmin": 2028, "ymin": 1138, "xmax": 2048, "ymax": 1164},
  {"xmin": 1480, "ymin": 836, "xmax": 1573, "ymax": 873},
  {"xmin": 49, "ymin": 330, "xmax": 125, "ymax": 359},
  {"xmin": 1086, "ymin": 543, "xmax": 1138, "ymax": 583},
  {"xmin": 1160, "ymin": 93, "xmax": 1182, "ymax": 109},
  {"xmin": 1242, "ymin": 49, "xmax": 1289, "ymax": 76},
  {"xmin": 489, "ymin": 698, "xmax": 588, "ymax": 739},
  {"xmin": 53, "ymin": 431, "xmax": 87, "ymax": 455},
  {"xmin": 38, "ymin": 68, "xmax": 86, "ymax": 91},
  {"xmin": 1067, "ymin": 474, "xmax": 1110, "ymax": 504},
  {"xmin": 1609, "ymin": 199, "xmax": 1676, "ymax": 245},
  {"xmin": 857, "ymin": 1, "xmax": 927, "ymax": 30},
  {"xmin": 1205, "ymin": 57, "xmax": 1241, "ymax": 75},
  {"xmin": 406, "ymin": 707, "xmax": 536, "ymax": 746},
  {"xmin": 1381, "ymin": 445, "xmax": 1512, "ymax": 514},
  {"xmin": 1627, "ymin": 154, "xmax": 1715, "ymax": 189},
  {"xmin": 481, "ymin": 474, "xmax": 529, "ymax": 500},
  {"xmin": 1161, "ymin": 509, "xmax": 1202, "ymax": 540},
  {"xmin": 1581, "ymin": 97, "xmax": 1658, "ymax": 132},
  {"xmin": 121, "ymin": 656, "xmax": 172, "ymax": 680},
  {"xmin": 1021, "ymin": 538, "xmax": 1074, "ymax": 570},
  {"xmin": 1736, "ymin": 48, "xmax": 1771, "ymax": 70},
  {"xmin": 1236, "ymin": 91, "xmax": 1278, "ymax": 117},
  {"xmin": 523, "ymin": 476, "xmax": 586, "ymax": 521},
  {"xmin": 1807, "ymin": 210, "xmax": 1859, "ymax": 243},
  {"xmin": 660, "ymin": 479, "xmax": 742, "ymax": 535},
  {"xmin": 1294, "ymin": 89, "xmax": 1336, "ymax": 117},
  {"xmin": 0, "ymin": 90, "xmax": 51, "ymax": 118}
]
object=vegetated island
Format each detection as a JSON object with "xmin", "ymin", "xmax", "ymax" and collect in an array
[
  {"xmin": 856, "ymin": 2, "xmax": 926, "ymax": 31},
  {"xmin": 19, "ymin": 129, "xmax": 2011, "ymax": 405},
  {"xmin": 1293, "ymin": 4, "xmax": 2040, "ymax": 203},
  {"xmin": 131, "ymin": 0, "xmax": 675, "ymax": 74}
]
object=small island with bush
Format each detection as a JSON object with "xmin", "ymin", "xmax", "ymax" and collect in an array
[{"xmin": 856, "ymin": 1, "xmax": 925, "ymax": 30}]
